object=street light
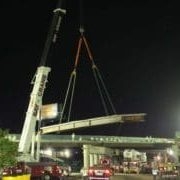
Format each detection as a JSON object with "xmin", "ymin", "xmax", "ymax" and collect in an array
[
  {"xmin": 156, "ymin": 154, "xmax": 161, "ymax": 161},
  {"xmin": 64, "ymin": 149, "xmax": 71, "ymax": 158},
  {"xmin": 58, "ymin": 149, "xmax": 72, "ymax": 158},
  {"xmin": 167, "ymin": 148, "xmax": 174, "ymax": 156},
  {"xmin": 43, "ymin": 148, "xmax": 53, "ymax": 157}
]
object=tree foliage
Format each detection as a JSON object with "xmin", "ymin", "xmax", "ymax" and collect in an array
[{"xmin": 0, "ymin": 129, "xmax": 18, "ymax": 168}]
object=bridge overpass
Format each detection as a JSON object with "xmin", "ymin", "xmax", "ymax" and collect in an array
[
  {"xmin": 8, "ymin": 134, "xmax": 175, "ymax": 149},
  {"xmin": 8, "ymin": 133, "xmax": 177, "ymax": 171}
]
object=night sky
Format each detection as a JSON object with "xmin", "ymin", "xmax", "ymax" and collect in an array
[{"xmin": 0, "ymin": 0, "xmax": 180, "ymax": 138}]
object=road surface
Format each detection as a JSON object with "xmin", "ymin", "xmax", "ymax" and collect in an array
[
  {"xmin": 67, "ymin": 174, "xmax": 155, "ymax": 180},
  {"xmin": 112, "ymin": 174, "xmax": 155, "ymax": 180}
]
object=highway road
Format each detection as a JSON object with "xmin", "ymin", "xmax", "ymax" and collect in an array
[
  {"xmin": 112, "ymin": 174, "xmax": 153, "ymax": 180},
  {"xmin": 67, "ymin": 174, "xmax": 155, "ymax": 180}
]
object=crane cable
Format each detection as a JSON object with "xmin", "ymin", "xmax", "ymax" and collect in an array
[
  {"xmin": 59, "ymin": 0, "xmax": 116, "ymax": 123},
  {"xmin": 79, "ymin": 0, "xmax": 116, "ymax": 115},
  {"xmin": 59, "ymin": 69, "xmax": 76, "ymax": 123},
  {"xmin": 59, "ymin": 32, "xmax": 84, "ymax": 123},
  {"xmin": 80, "ymin": 30, "xmax": 116, "ymax": 116},
  {"xmin": 59, "ymin": 31, "xmax": 85, "ymax": 123},
  {"xmin": 83, "ymin": 32, "xmax": 117, "ymax": 115}
]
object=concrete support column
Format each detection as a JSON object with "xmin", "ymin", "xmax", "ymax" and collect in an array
[
  {"xmin": 172, "ymin": 145, "xmax": 179, "ymax": 163},
  {"xmin": 83, "ymin": 144, "xmax": 90, "ymax": 170},
  {"xmin": 93, "ymin": 154, "xmax": 98, "ymax": 165},
  {"xmin": 89, "ymin": 154, "xmax": 94, "ymax": 167},
  {"xmin": 99, "ymin": 154, "xmax": 103, "ymax": 161}
]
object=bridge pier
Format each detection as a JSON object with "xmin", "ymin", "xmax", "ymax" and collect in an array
[
  {"xmin": 93, "ymin": 154, "xmax": 98, "ymax": 165},
  {"xmin": 83, "ymin": 144, "xmax": 90, "ymax": 171},
  {"xmin": 82, "ymin": 144, "xmax": 117, "ymax": 172},
  {"xmin": 89, "ymin": 154, "xmax": 93, "ymax": 167}
]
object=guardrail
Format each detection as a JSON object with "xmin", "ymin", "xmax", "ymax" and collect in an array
[{"xmin": 7, "ymin": 134, "xmax": 175, "ymax": 146}]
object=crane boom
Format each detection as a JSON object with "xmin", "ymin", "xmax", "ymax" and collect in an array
[{"xmin": 18, "ymin": 0, "xmax": 66, "ymax": 159}]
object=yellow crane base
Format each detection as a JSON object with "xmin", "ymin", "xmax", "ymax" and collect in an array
[{"xmin": 2, "ymin": 174, "xmax": 31, "ymax": 180}]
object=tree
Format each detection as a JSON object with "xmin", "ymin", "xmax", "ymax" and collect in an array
[{"xmin": 0, "ymin": 129, "xmax": 18, "ymax": 173}]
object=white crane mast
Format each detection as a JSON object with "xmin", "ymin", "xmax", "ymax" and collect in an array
[{"xmin": 18, "ymin": 66, "xmax": 51, "ymax": 154}]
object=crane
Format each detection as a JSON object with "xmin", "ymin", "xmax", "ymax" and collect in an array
[
  {"xmin": 39, "ymin": 0, "xmax": 146, "ymax": 136},
  {"xmin": 18, "ymin": 0, "xmax": 66, "ymax": 162}
]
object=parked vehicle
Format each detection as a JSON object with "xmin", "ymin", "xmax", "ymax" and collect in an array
[
  {"xmin": 2, "ymin": 161, "xmax": 67, "ymax": 180},
  {"xmin": 86, "ymin": 157, "xmax": 113, "ymax": 180},
  {"xmin": 122, "ymin": 149, "xmax": 147, "ymax": 174}
]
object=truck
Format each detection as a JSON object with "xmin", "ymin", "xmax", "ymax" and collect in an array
[
  {"xmin": 157, "ymin": 162, "xmax": 179, "ymax": 178},
  {"xmin": 2, "ymin": 0, "xmax": 67, "ymax": 180},
  {"xmin": 2, "ymin": 161, "xmax": 66, "ymax": 180},
  {"xmin": 122, "ymin": 149, "xmax": 147, "ymax": 174},
  {"xmin": 152, "ymin": 152, "xmax": 179, "ymax": 179},
  {"xmin": 86, "ymin": 157, "xmax": 113, "ymax": 180}
]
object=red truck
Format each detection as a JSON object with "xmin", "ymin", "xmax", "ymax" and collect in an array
[
  {"xmin": 86, "ymin": 158, "xmax": 113, "ymax": 180},
  {"xmin": 28, "ymin": 162, "xmax": 65, "ymax": 180},
  {"xmin": 2, "ymin": 161, "xmax": 68, "ymax": 180}
]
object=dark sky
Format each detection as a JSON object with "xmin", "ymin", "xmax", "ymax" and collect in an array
[{"xmin": 0, "ymin": 0, "xmax": 180, "ymax": 138}]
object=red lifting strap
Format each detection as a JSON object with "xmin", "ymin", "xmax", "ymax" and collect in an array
[
  {"xmin": 73, "ymin": 33, "xmax": 95, "ymax": 69},
  {"xmin": 74, "ymin": 37, "xmax": 83, "ymax": 68},
  {"xmin": 82, "ymin": 36, "xmax": 94, "ymax": 62}
]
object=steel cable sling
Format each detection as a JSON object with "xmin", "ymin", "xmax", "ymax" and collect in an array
[
  {"xmin": 78, "ymin": 0, "xmax": 116, "ymax": 116},
  {"xmin": 59, "ymin": 33, "xmax": 84, "ymax": 123},
  {"xmin": 82, "ymin": 31, "xmax": 116, "ymax": 115},
  {"xmin": 60, "ymin": 30, "xmax": 117, "ymax": 123},
  {"xmin": 59, "ymin": 0, "xmax": 116, "ymax": 124},
  {"xmin": 59, "ymin": 39, "xmax": 82, "ymax": 123}
]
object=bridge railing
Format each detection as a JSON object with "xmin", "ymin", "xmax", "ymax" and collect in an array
[{"xmin": 7, "ymin": 134, "xmax": 175, "ymax": 145}]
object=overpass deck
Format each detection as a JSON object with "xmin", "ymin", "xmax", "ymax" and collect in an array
[{"xmin": 8, "ymin": 134, "xmax": 175, "ymax": 149}]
